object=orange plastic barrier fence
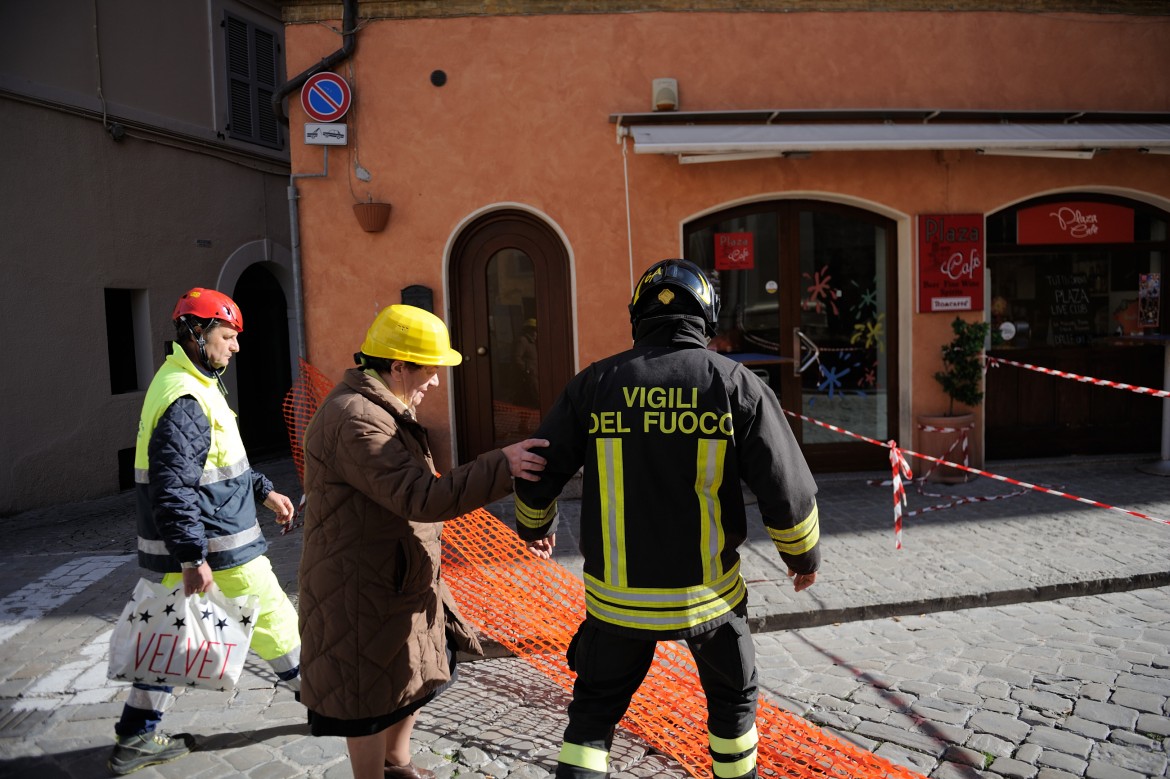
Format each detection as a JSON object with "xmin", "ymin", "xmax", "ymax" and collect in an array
[
  {"xmin": 282, "ymin": 360, "xmax": 923, "ymax": 779},
  {"xmin": 492, "ymin": 399, "xmax": 541, "ymax": 440},
  {"xmin": 281, "ymin": 359, "xmax": 335, "ymax": 482}
]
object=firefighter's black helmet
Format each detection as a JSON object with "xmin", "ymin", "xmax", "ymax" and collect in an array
[{"xmin": 628, "ymin": 259, "xmax": 720, "ymax": 338}]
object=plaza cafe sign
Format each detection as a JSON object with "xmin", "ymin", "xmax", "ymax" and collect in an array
[
  {"xmin": 1017, "ymin": 200, "xmax": 1135, "ymax": 244},
  {"xmin": 918, "ymin": 214, "xmax": 984, "ymax": 313},
  {"xmin": 917, "ymin": 202, "xmax": 1137, "ymax": 313}
]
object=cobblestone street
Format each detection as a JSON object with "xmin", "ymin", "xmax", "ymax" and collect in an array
[{"xmin": 1, "ymin": 454, "xmax": 1168, "ymax": 777}]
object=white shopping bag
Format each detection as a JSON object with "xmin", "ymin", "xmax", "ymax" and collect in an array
[{"xmin": 107, "ymin": 578, "xmax": 259, "ymax": 691}]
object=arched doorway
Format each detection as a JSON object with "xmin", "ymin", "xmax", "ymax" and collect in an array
[
  {"xmin": 685, "ymin": 200, "xmax": 899, "ymax": 471},
  {"xmin": 450, "ymin": 209, "xmax": 574, "ymax": 462},
  {"xmin": 233, "ymin": 264, "xmax": 292, "ymax": 459},
  {"xmin": 985, "ymin": 193, "xmax": 1170, "ymax": 458}
]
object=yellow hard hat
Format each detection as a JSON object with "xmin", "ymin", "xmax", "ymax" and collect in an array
[{"xmin": 360, "ymin": 304, "xmax": 462, "ymax": 366}]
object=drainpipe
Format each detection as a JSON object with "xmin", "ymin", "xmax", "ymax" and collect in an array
[
  {"xmin": 272, "ymin": 0, "xmax": 357, "ymax": 361},
  {"xmin": 271, "ymin": 0, "xmax": 356, "ymax": 127},
  {"xmin": 288, "ymin": 150, "xmax": 330, "ymax": 360}
]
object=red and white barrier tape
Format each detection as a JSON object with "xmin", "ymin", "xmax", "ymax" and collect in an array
[
  {"xmin": 784, "ymin": 409, "xmax": 1170, "ymax": 546},
  {"xmin": 903, "ymin": 422, "xmax": 1026, "ymax": 510},
  {"xmin": 902, "ymin": 484, "xmax": 1029, "ymax": 520},
  {"xmin": 917, "ymin": 424, "xmax": 971, "ymax": 433},
  {"xmin": 913, "ymin": 421, "xmax": 971, "ymax": 484},
  {"xmin": 986, "ymin": 355, "xmax": 1170, "ymax": 398},
  {"xmin": 888, "ymin": 443, "xmax": 912, "ymax": 549}
]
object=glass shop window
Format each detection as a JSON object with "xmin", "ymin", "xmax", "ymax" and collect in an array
[{"xmin": 987, "ymin": 198, "xmax": 1168, "ymax": 348}]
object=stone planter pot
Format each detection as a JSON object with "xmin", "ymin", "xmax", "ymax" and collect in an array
[{"xmin": 916, "ymin": 413, "xmax": 975, "ymax": 483}]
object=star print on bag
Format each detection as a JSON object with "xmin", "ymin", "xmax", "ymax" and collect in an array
[{"xmin": 107, "ymin": 578, "xmax": 260, "ymax": 691}]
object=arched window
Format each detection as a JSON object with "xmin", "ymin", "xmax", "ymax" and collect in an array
[{"xmin": 985, "ymin": 194, "xmax": 1169, "ymax": 458}]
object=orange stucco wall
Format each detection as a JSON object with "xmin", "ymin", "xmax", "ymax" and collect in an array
[{"xmin": 284, "ymin": 10, "xmax": 1170, "ymax": 469}]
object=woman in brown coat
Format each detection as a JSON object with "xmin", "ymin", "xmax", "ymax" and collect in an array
[{"xmin": 299, "ymin": 304, "xmax": 548, "ymax": 779}]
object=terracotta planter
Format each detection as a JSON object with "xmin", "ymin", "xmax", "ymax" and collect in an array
[
  {"xmin": 916, "ymin": 413, "xmax": 975, "ymax": 483},
  {"xmin": 353, "ymin": 201, "xmax": 391, "ymax": 232}
]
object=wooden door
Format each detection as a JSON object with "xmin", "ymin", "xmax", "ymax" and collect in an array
[{"xmin": 450, "ymin": 210, "xmax": 573, "ymax": 462}]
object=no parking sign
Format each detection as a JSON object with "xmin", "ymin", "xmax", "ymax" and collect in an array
[{"xmin": 300, "ymin": 72, "xmax": 351, "ymax": 123}]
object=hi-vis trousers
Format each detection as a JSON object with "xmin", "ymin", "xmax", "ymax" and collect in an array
[
  {"xmin": 114, "ymin": 556, "xmax": 301, "ymax": 738},
  {"xmin": 556, "ymin": 613, "xmax": 760, "ymax": 779}
]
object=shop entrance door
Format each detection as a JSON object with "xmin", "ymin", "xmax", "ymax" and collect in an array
[
  {"xmin": 450, "ymin": 210, "xmax": 574, "ymax": 463},
  {"xmin": 685, "ymin": 201, "xmax": 897, "ymax": 471}
]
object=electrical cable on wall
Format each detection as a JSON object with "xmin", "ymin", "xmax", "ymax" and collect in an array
[{"xmin": 621, "ymin": 131, "xmax": 635, "ymax": 295}]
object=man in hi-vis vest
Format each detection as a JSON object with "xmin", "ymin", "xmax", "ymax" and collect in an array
[
  {"xmin": 109, "ymin": 288, "xmax": 301, "ymax": 776},
  {"xmin": 514, "ymin": 259, "xmax": 821, "ymax": 779}
]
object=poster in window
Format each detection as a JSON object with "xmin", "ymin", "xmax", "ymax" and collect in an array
[
  {"xmin": 1139, "ymin": 273, "xmax": 1161, "ymax": 328},
  {"xmin": 917, "ymin": 214, "xmax": 984, "ymax": 313},
  {"xmin": 1042, "ymin": 271, "xmax": 1093, "ymax": 346},
  {"xmin": 714, "ymin": 232, "xmax": 754, "ymax": 271}
]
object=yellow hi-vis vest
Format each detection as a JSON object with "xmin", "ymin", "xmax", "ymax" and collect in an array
[{"xmin": 133, "ymin": 343, "xmax": 266, "ymax": 573}]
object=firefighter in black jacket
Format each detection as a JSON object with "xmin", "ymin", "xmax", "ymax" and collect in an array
[{"xmin": 514, "ymin": 259, "xmax": 821, "ymax": 779}]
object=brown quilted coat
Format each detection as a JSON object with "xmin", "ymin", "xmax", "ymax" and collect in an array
[{"xmin": 298, "ymin": 369, "xmax": 513, "ymax": 720}]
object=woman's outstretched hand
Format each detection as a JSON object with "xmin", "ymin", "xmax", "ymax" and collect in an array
[{"xmin": 503, "ymin": 438, "xmax": 549, "ymax": 481}]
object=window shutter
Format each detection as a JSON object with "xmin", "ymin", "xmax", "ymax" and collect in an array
[
  {"xmin": 254, "ymin": 28, "xmax": 279, "ymax": 146},
  {"xmin": 224, "ymin": 12, "xmax": 282, "ymax": 149}
]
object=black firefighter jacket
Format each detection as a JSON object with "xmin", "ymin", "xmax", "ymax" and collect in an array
[{"xmin": 514, "ymin": 315, "xmax": 821, "ymax": 640}]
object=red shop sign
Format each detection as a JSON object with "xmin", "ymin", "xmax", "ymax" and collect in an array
[
  {"xmin": 918, "ymin": 214, "xmax": 985, "ymax": 313},
  {"xmin": 714, "ymin": 232, "xmax": 754, "ymax": 271},
  {"xmin": 1017, "ymin": 201, "xmax": 1134, "ymax": 245}
]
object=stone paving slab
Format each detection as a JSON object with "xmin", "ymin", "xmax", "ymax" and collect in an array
[{"xmin": 752, "ymin": 587, "xmax": 1170, "ymax": 778}]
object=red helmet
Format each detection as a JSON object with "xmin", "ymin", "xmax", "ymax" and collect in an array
[{"xmin": 172, "ymin": 288, "xmax": 244, "ymax": 332}]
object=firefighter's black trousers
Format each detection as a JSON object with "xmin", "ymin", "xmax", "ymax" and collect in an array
[{"xmin": 555, "ymin": 614, "xmax": 759, "ymax": 778}]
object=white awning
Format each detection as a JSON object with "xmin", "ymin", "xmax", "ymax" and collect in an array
[{"xmin": 625, "ymin": 122, "xmax": 1170, "ymax": 163}]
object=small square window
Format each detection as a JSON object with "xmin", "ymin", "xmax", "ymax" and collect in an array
[
  {"xmin": 105, "ymin": 289, "xmax": 150, "ymax": 394},
  {"xmin": 117, "ymin": 446, "xmax": 136, "ymax": 491}
]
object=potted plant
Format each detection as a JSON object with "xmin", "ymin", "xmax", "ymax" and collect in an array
[{"xmin": 919, "ymin": 317, "xmax": 992, "ymax": 483}]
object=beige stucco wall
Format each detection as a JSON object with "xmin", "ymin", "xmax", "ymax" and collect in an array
[{"xmin": 284, "ymin": 10, "xmax": 1170, "ymax": 469}]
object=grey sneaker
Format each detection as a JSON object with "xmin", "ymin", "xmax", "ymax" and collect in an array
[{"xmin": 108, "ymin": 731, "xmax": 191, "ymax": 775}]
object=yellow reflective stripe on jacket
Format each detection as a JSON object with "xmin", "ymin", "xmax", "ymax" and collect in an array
[
  {"xmin": 696, "ymin": 437, "xmax": 727, "ymax": 581},
  {"xmin": 515, "ymin": 495, "xmax": 556, "ymax": 530},
  {"xmin": 596, "ymin": 437, "xmax": 627, "ymax": 588},
  {"xmin": 199, "ymin": 457, "xmax": 251, "ymax": 485},
  {"xmin": 138, "ymin": 523, "xmax": 262, "ymax": 557},
  {"xmin": 558, "ymin": 742, "xmax": 608, "ymax": 773},
  {"xmin": 583, "ymin": 563, "xmax": 746, "ymax": 632},
  {"xmin": 134, "ymin": 455, "xmax": 249, "ymax": 487},
  {"xmin": 586, "ymin": 555, "xmax": 742, "ymax": 605},
  {"xmin": 768, "ymin": 502, "xmax": 820, "ymax": 555}
]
